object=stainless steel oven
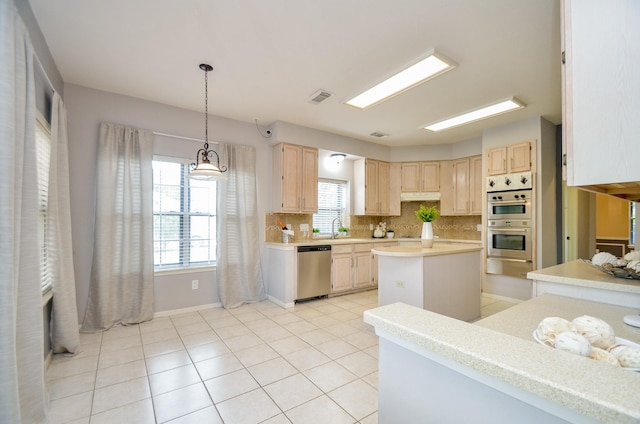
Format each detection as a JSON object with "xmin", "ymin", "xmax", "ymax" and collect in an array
[
  {"xmin": 487, "ymin": 189, "xmax": 532, "ymax": 220},
  {"xmin": 487, "ymin": 219, "xmax": 533, "ymax": 278}
]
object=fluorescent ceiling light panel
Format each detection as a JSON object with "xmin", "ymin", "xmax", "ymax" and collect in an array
[
  {"xmin": 345, "ymin": 50, "xmax": 455, "ymax": 110},
  {"xmin": 423, "ymin": 97, "xmax": 526, "ymax": 132}
]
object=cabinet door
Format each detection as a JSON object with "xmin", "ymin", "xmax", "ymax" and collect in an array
[
  {"xmin": 470, "ymin": 155, "xmax": 483, "ymax": 215},
  {"xmin": 508, "ymin": 142, "xmax": 531, "ymax": 173},
  {"xmin": 331, "ymin": 254, "xmax": 352, "ymax": 292},
  {"xmin": 281, "ymin": 144, "xmax": 301, "ymax": 211},
  {"xmin": 453, "ymin": 158, "xmax": 470, "ymax": 214},
  {"xmin": 300, "ymin": 147, "xmax": 318, "ymax": 212},
  {"xmin": 377, "ymin": 161, "xmax": 390, "ymax": 214},
  {"xmin": 401, "ymin": 163, "xmax": 421, "ymax": 192},
  {"xmin": 487, "ymin": 147, "xmax": 507, "ymax": 175},
  {"xmin": 353, "ymin": 252, "xmax": 372, "ymax": 289},
  {"xmin": 364, "ymin": 160, "xmax": 379, "ymax": 214},
  {"xmin": 421, "ymin": 162, "xmax": 440, "ymax": 191},
  {"xmin": 439, "ymin": 160, "xmax": 454, "ymax": 215}
]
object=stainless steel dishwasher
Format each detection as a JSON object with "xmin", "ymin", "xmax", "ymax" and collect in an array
[{"xmin": 296, "ymin": 245, "xmax": 332, "ymax": 302}]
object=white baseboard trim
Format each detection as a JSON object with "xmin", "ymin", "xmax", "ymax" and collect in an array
[
  {"xmin": 267, "ymin": 295, "xmax": 294, "ymax": 309},
  {"xmin": 481, "ymin": 292, "xmax": 523, "ymax": 304},
  {"xmin": 154, "ymin": 302, "xmax": 222, "ymax": 318}
]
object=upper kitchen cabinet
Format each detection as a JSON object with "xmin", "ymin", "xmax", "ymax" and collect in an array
[
  {"xmin": 401, "ymin": 162, "xmax": 440, "ymax": 192},
  {"xmin": 354, "ymin": 158, "xmax": 391, "ymax": 215},
  {"xmin": 272, "ymin": 143, "xmax": 318, "ymax": 213},
  {"xmin": 451, "ymin": 155, "xmax": 483, "ymax": 215},
  {"xmin": 487, "ymin": 142, "xmax": 531, "ymax": 176},
  {"xmin": 562, "ymin": 0, "xmax": 640, "ymax": 200}
]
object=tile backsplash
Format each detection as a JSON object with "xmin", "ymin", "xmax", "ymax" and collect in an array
[{"xmin": 265, "ymin": 201, "xmax": 481, "ymax": 243}]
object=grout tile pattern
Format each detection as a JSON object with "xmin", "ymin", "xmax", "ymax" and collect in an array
[{"xmin": 46, "ymin": 290, "xmax": 514, "ymax": 423}]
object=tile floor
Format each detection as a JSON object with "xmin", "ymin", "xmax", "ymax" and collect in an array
[{"xmin": 46, "ymin": 291, "xmax": 518, "ymax": 424}]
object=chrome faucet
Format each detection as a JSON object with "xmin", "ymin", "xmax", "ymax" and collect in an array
[{"xmin": 331, "ymin": 217, "xmax": 342, "ymax": 239}]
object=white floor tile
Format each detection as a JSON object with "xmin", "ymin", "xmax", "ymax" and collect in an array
[
  {"xmin": 48, "ymin": 390, "xmax": 93, "ymax": 423},
  {"xmin": 248, "ymin": 357, "xmax": 298, "ymax": 386},
  {"xmin": 95, "ymin": 359, "xmax": 147, "ymax": 388},
  {"xmin": 164, "ymin": 406, "xmax": 223, "ymax": 424},
  {"xmin": 148, "ymin": 363, "xmax": 201, "ymax": 396},
  {"xmin": 47, "ymin": 354, "xmax": 99, "ymax": 379},
  {"xmin": 92, "ymin": 376, "xmax": 151, "ymax": 414},
  {"xmin": 152, "ymin": 382, "xmax": 213, "ymax": 423},
  {"xmin": 303, "ymin": 361, "xmax": 358, "ymax": 393},
  {"xmin": 203, "ymin": 368, "xmax": 259, "ymax": 403},
  {"xmin": 143, "ymin": 338, "xmax": 185, "ymax": 358},
  {"xmin": 285, "ymin": 395, "xmax": 356, "ymax": 424},
  {"xmin": 100, "ymin": 333, "xmax": 142, "ymax": 352},
  {"xmin": 98, "ymin": 345, "xmax": 144, "ymax": 369},
  {"xmin": 179, "ymin": 329, "xmax": 220, "ymax": 348},
  {"xmin": 268, "ymin": 335, "xmax": 310, "ymax": 356},
  {"xmin": 90, "ymin": 398, "xmax": 155, "ymax": 424},
  {"xmin": 263, "ymin": 373, "xmax": 323, "ymax": 411},
  {"xmin": 141, "ymin": 327, "xmax": 180, "ymax": 345},
  {"xmin": 47, "ymin": 371, "xmax": 96, "ymax": 400},
  {"xmin": 336, "ymin": 351, "xmax": 378, "ymax": 378},
  {"xmin": 314, "ymin": 338, "xmax": 359, "ymax": 360},
  {"xmin": 283, "ymin": 346, "xmax": 331, "ymax": 372},
  {"xmin": 194, "ymin": 352, "xmax": 244, "ymax": 380},
  {"xmin": 216, "ymin": 388, "xmax": 281, "ymax": 424},
  {"xmin": 328, "ymin": 379, "xmax": 377, "ymax": 421},
  {"xmin": 234, "ymin": 343, "xmax": 281, "ymax": 368},
  {"xmin": 187, "ymin": 340, "xmax": 230, "ymax": 363},
  {"xmin": 145, "ymin": 349, "xmax": 192, "ymax": 375}
]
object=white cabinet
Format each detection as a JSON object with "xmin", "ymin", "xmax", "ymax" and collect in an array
[
  {"xmin": 487, "ymin": 142, "xmax": 531, "ymax": 176},
  {"xmin": 401, "ymin": 162, "xmax": 439, "ymax": 192},
  {"xmin": 272, "ymin": 143, "xmax": 318, "ymax": 213},
  {"xmin": 372, "ymin": 241, "xmax": 398, "ymax": 286},
  {"xmin": 354, "ymin": 158, "xmax": 391, "ymax": 215},
  {"xmin": 562, "ymin": 0, "xmax": 640, "ymax": 195}
]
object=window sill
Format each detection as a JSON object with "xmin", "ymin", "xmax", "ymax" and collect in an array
[{"xmin": 154, "ymin": 265, "xmax": 216, "ymax": 277}]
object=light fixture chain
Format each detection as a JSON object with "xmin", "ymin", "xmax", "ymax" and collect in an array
[{"xmin": 204, "ymin": 67, "xmax": 209, "ymax": 149}]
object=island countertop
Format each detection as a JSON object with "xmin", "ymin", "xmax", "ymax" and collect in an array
[
  {"xmin": 372, "ymin": 243, "xmax": 482, "ymax": 257},
  {"xmin": 365, "ymin": 295, "xmax": 640, "ymax": 423}
]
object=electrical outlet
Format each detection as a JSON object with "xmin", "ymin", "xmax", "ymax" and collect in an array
[
  {"xmin": 370, "ymin": 224, "xmax": 374, "ymax": 230},
  {"xmin": 395, "ymin": 281, "xmax": 406, "ymax": 288},
  {"xmin": 191, "ymin": 279, "xmax": 199, "ymax": 290}
]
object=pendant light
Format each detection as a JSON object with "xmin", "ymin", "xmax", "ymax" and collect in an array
[{"xmin": 189, "ymin": 63, "xmax": 227, "ymax": 180}]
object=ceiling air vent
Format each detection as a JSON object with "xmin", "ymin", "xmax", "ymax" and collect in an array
[
  {"xmin": 370, "ymin": 131, "xmax": 389, "ymax": 138},
  {"xmin": 308, "ymin": 89, "xmax": 332, "ymax": 104}
]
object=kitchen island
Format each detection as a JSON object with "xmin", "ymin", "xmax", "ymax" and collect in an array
[
  {"xmin": 528, "ymin": 259, "xmax": 640, "ymax": 308},
  {"xmin": 372, "ymin": 243, "xmax": 482, "ymax": 321},
  {"xmin": 364, "ymin": 295, "xmax": 640, "ymax": 424}
]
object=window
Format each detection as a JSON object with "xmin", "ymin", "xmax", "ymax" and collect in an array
[
  {"xmin": 35, "ymin": 113, "xmax": 52, "ymax": 296},
  {"xmin": 153, "ymin": 157, "xmax": 217, "ymax": 270},
  {"xmin": 313, "ymin": 179, "xmax": 347, "ymax": 234}
]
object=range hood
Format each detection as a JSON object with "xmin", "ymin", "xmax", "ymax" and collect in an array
[{"xmin": 400, "ymin": 192, "xmax": 441, "ymax": 202}]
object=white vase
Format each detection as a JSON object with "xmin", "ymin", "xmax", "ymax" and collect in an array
[{"xmin": 421, "ymin": 221, "xmax": 434, "ymax": 248}]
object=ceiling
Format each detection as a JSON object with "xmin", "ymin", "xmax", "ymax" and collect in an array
[{"xmin": 28, "ymin": 0, "xmax": 562, "ymax": 147}]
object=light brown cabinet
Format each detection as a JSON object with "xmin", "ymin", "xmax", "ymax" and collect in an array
[
  {"xmin": 401, "ymin": 162, "xmax": 439, "ymax": 192},
  {"xmin": 487, "ymin": 142, "xmax": 531, "ymax": 176},
  {"xmin": 441, "ymin": 156, "xmax": 483, "ymax": 216},
  {"xmin": 272, "ymin": 143, "xmax": 318, "ymax": 213},
  {"xmin": 354, "ymin": 158, "xmax": 391, "ymax": 215},
  {"xmin": 331, "ymin": 243, "xmax": 374, "ymax": 293}
]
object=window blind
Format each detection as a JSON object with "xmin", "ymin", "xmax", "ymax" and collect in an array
[
  {"xmin": 313, "ymin": 179, "xmax": 346, "ymax": 234},
  {"xmin": 35, "ymin": 117, "xmax": 52, "ymax": 295},
  {"xmin": 153, "ymin": 158, "xmax": 217, "ymax": 269}
]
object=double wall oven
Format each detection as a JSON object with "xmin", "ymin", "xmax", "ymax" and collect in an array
[{"xmin": 486, "ymin": 172, "xmax": 533, "ymax": 278}]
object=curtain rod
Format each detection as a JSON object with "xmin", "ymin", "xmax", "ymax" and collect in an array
[{"xmin": 153, "ymin": 131, "xmax": 219, "ymax": 145}]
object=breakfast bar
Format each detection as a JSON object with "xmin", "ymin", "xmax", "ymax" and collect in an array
[
  {"xmin": 364, "ymin": 295, "xmax": 640, "ymax": 424},
  {"xmin": 372, "ymin": 243, "xmax": 482, "ymax": 321}
]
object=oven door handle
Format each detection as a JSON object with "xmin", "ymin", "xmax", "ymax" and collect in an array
[
  {"xmin": 489, "ymin": 227, "xmax": 529, "ymax": 232},
  {"xmin": 489, "ymin": 200, "xmax": 529, "ymax": 205}
]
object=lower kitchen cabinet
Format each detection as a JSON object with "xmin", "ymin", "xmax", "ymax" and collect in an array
[
  {"xmin": 354, "ymin": 246, "xmax": 372, "ymax": 289},
  {"xmin": 331, "ymin": 248, "xmax": 353, "ymax": 293}
]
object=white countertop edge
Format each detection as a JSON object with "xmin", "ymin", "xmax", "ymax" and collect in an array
[
  {"xmin": 372, "ymin": 244, "xmax": 482, "ymax": 257},
  {"xmin": 364, "ymin": 302, "xmax": 640, "ymax": 423},
  {"xmin": 528, "ymin": 261, "xmax": 640, "ymax": 295}
]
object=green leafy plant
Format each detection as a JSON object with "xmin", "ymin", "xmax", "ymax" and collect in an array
[
  {"xmin": 415, "ymin": 204, "xmax": 440, "ymax": 222},
  {"xmin": 337, "ymin": 226, "xmax": 350, "ymax": 233},
  {"xmin": 312, "ymin": 228, "xmax": 320, "ymax": 233}
]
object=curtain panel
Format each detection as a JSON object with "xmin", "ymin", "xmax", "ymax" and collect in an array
[
  {"xmin": 217, "ymin": 143, "xmax": 266, "ymax": 308},
  {"xmin": 81, "ymin": 122, "xmax": 154, "ymax": 332},
  {"xmin": 0, "ymin": 2, "xmax": 48, "ymax": 422}
]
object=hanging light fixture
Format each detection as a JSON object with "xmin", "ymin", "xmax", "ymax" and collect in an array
[{"xmin": 189, "ymin": 63, "xmax": 227, "ymax": 180}]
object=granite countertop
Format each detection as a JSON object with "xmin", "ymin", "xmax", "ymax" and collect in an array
[
  {"xmin": 265, "ymin": 237, "xmax": 398, "ymax": 248},
  {"xmin": 371, "ymin": 243, "xmax": 482, "ymax": 257},
  {"xmin": 528, "ymin": 260, "xmax": 640, "ymax": 295},
  {"xmin": 364, "ymin": 295, "xmax": 640, "ymax": 423}
]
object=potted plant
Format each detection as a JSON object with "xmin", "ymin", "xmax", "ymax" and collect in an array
[
  {"xmin": 312, "ymin": 228, "xmax": 320, "ymax": 238},
  {"xmin": 415, "ymin": 205, "xmax": 439, "ymax": 248},
  {"xmin": 337, "ymin": 226, "xmax": 350, "ymax": 236}
]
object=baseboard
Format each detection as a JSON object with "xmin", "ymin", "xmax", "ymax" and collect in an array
[
  {"xmin": 267, "ymin": 295, "xmax": 294, "ymax": 309},
  {"xmin": 154, "ymin": 302, "xmax": 222, "ymax": 318}
]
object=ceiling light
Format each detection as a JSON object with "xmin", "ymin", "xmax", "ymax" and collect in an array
[
  {"xmin": 423, "ymin": 97, "xmax": 526, "ymax": 132},
  {"xmin": 330, "ymin": 153, "xmax": 346, "ymax": 165},
  {"xmin": 189, "ymin": 64, "xmax": 228, "ymax": 180},
  {"xmin": 345, "ymin": 49, "xmax": 456, "ymax": 110}
]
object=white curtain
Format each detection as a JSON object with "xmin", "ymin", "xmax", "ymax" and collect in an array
[
  {"xmin": 81, "ymin": 122, "xmax": 154, "ymax": 332},
  {"xmin": 48, "ymin": 93, "xmax": 80, "ymax": 353},
  {"xmin": 217, "ymin": 143, "xmax": 266, "ymax": 308},
  {"xmin": 0, "ymin": 2, "xmax": 48, "ymax": 423}
]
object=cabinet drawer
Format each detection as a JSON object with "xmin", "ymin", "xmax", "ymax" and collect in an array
[
  {"xmin": 353, "ymin": 243, "xmax": 373, "ymax": 253},
  {"xmin": 332, "ymin": 244, "xmax": 353, "ymax": 254}
]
